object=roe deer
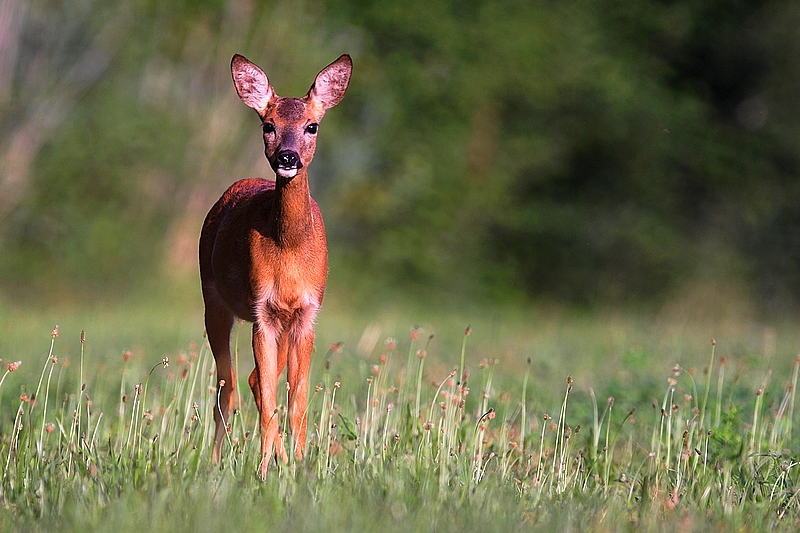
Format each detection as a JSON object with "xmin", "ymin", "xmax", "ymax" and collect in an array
[{"xmin": 199, "ymin": 53, "xmax": 352, "ymax": 478}]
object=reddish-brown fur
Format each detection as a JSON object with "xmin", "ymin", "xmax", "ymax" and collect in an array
[{"xmin": 199, "ymin": 54, "xmax": 351, "ymax": 478}]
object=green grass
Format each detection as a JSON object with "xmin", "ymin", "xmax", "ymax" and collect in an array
[{"xmin": 2, "ymin": 296, "xmax": 800, "ymax": 532}]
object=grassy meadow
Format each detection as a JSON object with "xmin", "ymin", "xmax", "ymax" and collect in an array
[{"xmin": 1, "ymin": 288, "xmax": 800, "ymax": 532}]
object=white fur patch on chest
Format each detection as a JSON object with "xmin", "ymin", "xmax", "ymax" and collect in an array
[{"xmin": 254, "ymin": 281, "xmax": 320, "ymax": 338}]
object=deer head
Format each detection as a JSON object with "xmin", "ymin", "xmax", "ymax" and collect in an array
[{"xmin": 231, "ymin": 54, "xmax": 352, "ymax": 179}]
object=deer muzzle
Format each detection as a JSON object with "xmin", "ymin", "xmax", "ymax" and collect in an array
[{"xmin": 274, "ymin": 150, "xmax": 303, "ymax": 178}]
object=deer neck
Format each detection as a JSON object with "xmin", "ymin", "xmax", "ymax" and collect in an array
[{"xmin": 269, "ymin": 170, "xmax": 314, "ymax": 248}]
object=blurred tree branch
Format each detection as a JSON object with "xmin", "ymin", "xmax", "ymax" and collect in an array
[{"xmin": 0, "ymin": 1, "xmax": 130, "ymax": 219}]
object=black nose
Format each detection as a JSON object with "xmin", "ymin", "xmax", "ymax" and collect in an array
[{"xmin": 277, "ymin": 150, "xmax": 300, "ymax": 168}]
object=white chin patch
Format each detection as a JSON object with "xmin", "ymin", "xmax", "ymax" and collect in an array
[{"xmin": 276, "ymin": 168, "xmax": 298, "ymax": 178}]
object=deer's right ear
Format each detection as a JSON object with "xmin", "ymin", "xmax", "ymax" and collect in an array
[
  {"xmin": 308, "ymin": 54, "xmax": 352, "ymax": 110},
  {"xmin": 231, "ymin": 54, "xmax": 274, "ymax": 113}
]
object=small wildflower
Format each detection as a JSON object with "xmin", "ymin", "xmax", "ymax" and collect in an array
[
  {"xmin": 672, "ymin": 364, "xmax": 681, "ymax": 376},
  {"xmin": 8, "ymin": 361, "xmax": 21, "ymax": 372},
  {"xmin": 385, "ymin": 337, "xmax": 396, "ymax": 351},
  {"xmin": 464, "ymin": 325, "xmax": 472, "ymax": 336},
  {"xmin": 417, "ymin": 349, "xmax": 426, "ymax": 359},
  {"xmin": 45, "ymin": 423, "xmax": 54, "ymax": 434},
  {"xmin": 379, "ymin": 354, "xmax": 387, "ymax": 364},
  {"xmin": 123, "ymin": 351, "xmax": 131, "ymax": 362},
  {"xmin": 566, "ymin": 375, "xmax": 573, "ymax": 385},
  {"xmin": 51, "ymin": 325, "xmax": 59, "ymax": 338},
  {"xmin": 162, "ymin": 356, "xmax": 169, "ymax": 368},
  {"xmin": 20, "ymin": 393, "xmax": 28, "ymax": 402},
  {"xmin": 410, "ymin": 327, "xmax": 419, "ymax": 341},
  {"xmin": 51, "ymin": 356, "xmax": 57, "ymax": 364},
  {"xmin": 80, "ymin": 330, "xmax": 86, "ymax": 343},
  {"xmin": 711, "ymin": 339, "xmax": 716, "ymax": 346},
  {"xmin": 219, "ymin": 379, "xmax": 226, "ymax": 387},
  {"xmin": 608, "ymin": 397, "xmax": 615, "ymax": 407},
  {"xmin": 333, "ymin": 381, "xmax": 341, "ymax": 389}
]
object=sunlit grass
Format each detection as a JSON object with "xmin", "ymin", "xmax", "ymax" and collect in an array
[{"xmin": 1, "ymin": 303, "xmax": 800, "ymax": 532}]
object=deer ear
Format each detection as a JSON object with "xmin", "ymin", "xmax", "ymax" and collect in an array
[
  {"xmin": 231, "ymin": 54, "xmax": 274, "ymax": 113},
  {"xmin": 307, "ymin": 54, "xmax": 352, "ymax": 110}
]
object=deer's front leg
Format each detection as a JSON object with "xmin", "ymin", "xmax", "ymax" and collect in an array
[
  {"xmin": 287, "ymin": 328, "xmax": 314, "ymax": 460},
  {"xmin": 252, "ymin": 320, "xmax": 279, "ymax": 479}
]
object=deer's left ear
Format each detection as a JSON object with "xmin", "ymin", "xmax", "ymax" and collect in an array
[
  {"xmin": 307, "ymin": 54, "xmax": 352, "ymax": 110},
  {"xmin": 231, "ymin": 54, "xmax": 274, "ymax": 114}
]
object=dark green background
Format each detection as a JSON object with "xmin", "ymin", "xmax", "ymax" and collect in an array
[{"xmin": 2, "ymin": 0, "xmax": 799, "ymax": 311}]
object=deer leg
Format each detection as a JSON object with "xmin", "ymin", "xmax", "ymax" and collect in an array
[
  {"xmin": 248, "ymin": 332, "xmax": 287, "ymax": 406},
  {"xmin": 274, "ymin": 332, "xmax": 290, "ymax": 464},
  {"xmin": 204, "ymin": 299, "xmax": 235, "ymax": 463},
  {"xmin": 252, "ymin": 320, "xmax": 279, "ymax": 479},
  {"xmin": 287, "ymin": 330, "xmax": 314, "ymax": 460},
  {"xmin": 248, "ymin": 333, "xmax": 289, "ymax": 465},
  {"xmin": 248, "ymin": 368, "xmax": 260, "ymax": 411}
]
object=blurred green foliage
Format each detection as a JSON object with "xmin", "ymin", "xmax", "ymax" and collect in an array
[{"xmin": 2, "ymin": 0, "xmax": 800, "ymax": 309}]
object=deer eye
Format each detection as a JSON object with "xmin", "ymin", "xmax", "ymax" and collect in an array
[
  {"xmin": 305, "ymin": 123, "xmax": 318, "ymax": 135},
  {"xmin": 261, "ymin": 122, "xmax": 275, "ymax": 134}
]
